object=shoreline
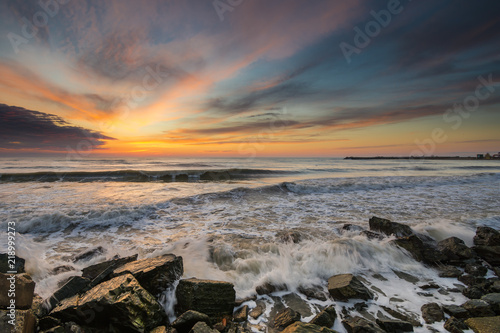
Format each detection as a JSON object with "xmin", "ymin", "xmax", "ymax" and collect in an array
[{"xmin": 344, "ymin": 156, "xmax": 500, "ymax": 160}]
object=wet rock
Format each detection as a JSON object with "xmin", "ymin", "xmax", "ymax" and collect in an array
[
  {"xmin": 256, "ymin": 282, "xmax": 286, "ymax": 295},
  {"xmin": 480, "ymin": 293, "xmax": 500, "ymax": 315},
  {"xmin": 342, "ymin": 224, "xmax": 365, "ymax": 232},
  {"xmin": 0, "ymin": 308, "xmax": 36, "ymax": 333},
  {"xmin": 442, "ymin": 305, "xmax": 469, "ymax": 319},
  {"xmin": 393, "ymin": 270, "xmax": 419, "ymax": 283},
  {"xmin": 274, "ymin": 307, "xmax": 301, "ymax": 330},
  {"xmin": 45, "ymin": 276, "xmax": 91, "ymax": 310},
  {"xmin": 276, "ymin": 230, "xmax": 302, "ymax": 243},
  {"xmin": 310, "ymin": 305, "xmax": 336, "ymax": 328},
  {"xmin": 443, "ymin": 317, "xmax": 467, "ymax": 333},
  {"xmin": 113, "ymin": 253, "xmax": 183, "ymax": 295},
  {"xmin": 51, "ymin": 265, "xmax": 75, "ymax": 275},
  {"xmin": 465, "ymin": 316, "xmax": 500, "ymax": 332},
  {"xmin": 282, "ymin": 322, "xmax": 339, "ymax": 333},
  {"xmin": 438, "ymin": 266, "xmax": 462, "ymax": 278},
  {"xmin": 234, "ymin": 296, "xmax": 256, "ymax": 307},
  {"xmin": 342, "ymin": 316, "xmax": 385, "ymax": 333},
  {"xmin": 249, "ymin": 304, "xmax": 265, "ymax": 319},
  {"xmin": 233, "ymin": 305, "xmax": 248, "ymax": 322},
  {"xmin": 462, "ymin": 299, "xmax": 495, "ymax": 317},
  {"xmin": 458, "ymin": 274, "xmax": 486, "ymax": 287},
  {"xmin": 392, "ymin": 235, "xmax": 446, "ymax": 265},
  {"xmin": 0, "ymin": 272, "xmax": 35, "ymax": 309},
  {"xmin": 381, "ymin": 306, "xmax": 421, "ymax": 327},
  {"xmin": 82, "ymin": 254, "xmax": 138, "ymax": 280},
  {"xmin": 472, "ymin": 246, "xmax": 500, "ymax": 267},
  {"xmin": 176, "ymin": 278, "xmax": 236, "ymax": 320},
  {"xmin": 369, "ymin": 216, "xmax": 413, "ymax": 237},
  {"xmin": 0, "ymin": 253, "xmax": 25, "ymax": 273},
  {"xmin": 465, "ymin": 263, "xmax": 488, "ymax": 277},
  {"xmin": 438, "ymin": 237, "xmax": 476, "ymax": 264},
  {"xmin": 375, "ymin": 318, "xmax": 414, "ymax": 332},
  {"xmin": 327, "ymin": 274, "xmax": 373, "ymax": 301},
  {"xmin": 488, "ymin": 280, "xmax": 500, "ymax": 293},
  {"xmin": 419, "ymin": 283, "xmax": 440, "ymax": 290},
  {"xmin": 190, "ymin": 321, "xmax": 219, "ymax": 333},
  {"xmin": 474, "ymin": 227, "xmax": 500, "ymax": 247},
  {"xmin": 298, "ymin": 285, "xmax": 328, "ymax": 301},
  {"xmin": 73, "ymin": 246, "xmax": 105, "ymax": 263},
  {"xmin": 50, "ymin": 273, "xmax": 166, "ymax": 331},
  {"xmin": 39, "ymin": 316, "xmax": 62, "ymax": 331},
  {"xmin": 360, "ymin": 230, "xmax": 385, "ymax": 240},
  {"xmin": 32, "ymin": 294, "xmax": 47, "ymax": 318},
  {"xmin": 421, "ymin": 303, "xmax": 444, "ymax": 324},
  {"xmin": 172, "ymin": 310, "xmax": 210, "ymax": 333},
  {"xmin": 463, "ymin": 286, "xmax": 487, "ymax": 299},
  {"xmin": 150, "ymin": 326, "xmax": 168, "ymax": 333}
]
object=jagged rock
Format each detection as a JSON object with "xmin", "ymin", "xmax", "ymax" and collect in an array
[
  {"xmin": 298, "ymin": 285, "xmax": 328, "ymax": 301},
  {"xmin": 256, "ymin": 282, "xmax": 286, "ymax": 295},
  {"xmin": 381, "ymin": 306, "xmax": 421, "ymax": 327},
  {"xmin": 189, "ymin": 321, "xmax": 219, "ymax": 333},
  {"xmin": 375, "ymin": 318, "xmax": 414, "ymax": 332},
  {"xmin": 249, "ymin": 304, "xmax": 265, "ymax": 319},
  {"xmin": 465, "ymin": 263, "xmax": 488, "ymax": 277},
  {"xmin": 172, "ymin": 310, "xmax": 210, "ymax": 333},
  {"xmin": 465, "ymin": 316, "xmax": 500, "ymax": 332},
  {"xmin": 443, "ymin": 317, "xmax": 467, "ymax": 333},
  {"xmin": 0, "ymin": 272, "xmax": 35, "ymax": 309},
  {"xmin": 45, "ymin": 276, "xmax": 90, "ymax": 310},
  {"xmin": 39, "ymin": 316, "xmax": 62, "ymax": 331},
  {"xmin": 442, "ymin": 305, "xmax": 469, "ymax": 319},
  {"xmin": 0, "ymin": 253, "xmax": 25, "ymax": 273},
  {"xmin": 480, "ymin": 294, "xmax": 500, "ymax": 315},
  {"xmin": 276, "ymin": 230, "xmax": 302, "ymax": 243},
  {"xmin": 233, "ymin": 305, "xmax": 248, "ymax": 322},
  {"xmin": 310, "ymin": 305, "xmax": 336, "ymax": 328},
  {"xmin": 0, "ymin": 308, "xmax": 36, "ymax": 333},
  {"xmin": 50, "ymin": 273, "xmax": 166, "ymax": 331},
  {"xmin": 438, "ymin": 237, "xmax": 476, "ymax": 264},
  {"xmin": 369, "ymin": 217, "xmax": 413, "ymax": 237},
  {"xmin": 274, "ymin": 307, "xmax": 301, "ymax": 330},
  {"xmin": 327, "ymin": 274, "xmax": 373, "ymax": 301},
  {"xmin": 462, "ymin": 299, "xmax": 495, "ymax": 317},
  {"xmin": 438, "ymin": 266, "xmax": 462, "ymax": 278},
  {"xmin": 472, "ymin": 246, "xmax": 500, "ymax": 267},
  {"xmin": 342, "ymin": 316, "xmax": 385, "ymax": 333},
  {"xmin": 392, "ymin": 235, "xmax": 446, "ymax": 265},
  {"xmin": 176, "ymin": 278, "xmax": 235, "ymax": 320},
  {"xmin": 82, "ymin": 254, "xmax": 138, "ymax": 280},
  {"xmin": 113, "ymin": 253, "xmax": 183, "ymax": 295},
  {"xmin": 474, "ymin": 227, "xmax": 500, "ymax": 247},
  {"xmin": 73, "ymin": 246, "xmax": 105, "ymax": 263},
  {"xmin": 282, "ymin": 322, "xmax": 339, "ymax": 332},
  {"xmin": 421, "ymin": 303, "xmax": 444, "ymax": 324},
  {"xmin": 52, "ymin": 265, "xmax": 75, "ymax": 275}
]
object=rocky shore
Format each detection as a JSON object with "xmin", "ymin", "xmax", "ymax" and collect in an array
[{"xmin": 1, "ymin": 217, "xmax": 500, "ymax": 333}]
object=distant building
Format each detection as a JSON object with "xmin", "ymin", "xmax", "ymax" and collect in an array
[
  {"xmin": 477, "ymin": 154, "xmax": 484, "ymax": 159},
  {"xmin": 485, "ymin": 153, "xmax": 492, "ymax": 160},
  {"xmin": 492, "ymin": 152, "xmax": 500, "ymax": 159}
]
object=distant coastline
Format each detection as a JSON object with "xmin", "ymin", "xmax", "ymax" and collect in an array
[{"xmin": 344, "ymin": 156, "xmax": 499, "ymax": 160}]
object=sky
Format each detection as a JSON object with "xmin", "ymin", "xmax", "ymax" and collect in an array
[{"xmin": 0, "ymin": 0, "xmax": 499, "ymax": 157}]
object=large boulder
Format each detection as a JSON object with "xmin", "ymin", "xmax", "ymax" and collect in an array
[
  {"xmin": 474, "ymin": 227, "xmax": 500, "ymax": 247},
  {"xmin": 310, "ymin": 305, "xmax": 336, "ymax": 328},
  {"xmin": 0, "ymin": 273, "xmax": 35, "ymax": 309},
  {"xmin": 274, "ymin": 307, "xmax": 301, "ymax": 330},
  {"xmin": 327, "ymin": 274, "xmax": 373, "ymax": 301},
  {"xmin": 50, "ymin": 273, "xmax": 166, "ymax": 331},
  {"xmin": 481, "ymin": 293, "xmax": 500, "ymax": 314},
  {"xmin": 369, "ymin": 217, "xmax": 413, "ymax": 237},
  {"xmin": 465, "ymin": 316, "xmax": 500, "ymax": 333},
  {"xmin": 0, "ymin": 253, "xmax": 25, "ymax": 273},
  {"xmin": 44, "ymin": 276, "xmax": 91, "ymax": 310},
  {"xmin": 112, "ymin": 254, "xmax": 183, "ymax": 295},
  {"xmin": 421, "ymin": 303, "xmax": 444, "ymax": 324},
  {"xmin": 438, "ymin": 237, "xmax": 476, "ymax": 264},
  {"xmin": 392, "ymin": 235, "xmax": 446, "ymax": 265},
  {"xmin": 442, "ymin": 305, "xmax": 469, "ymax": 319},
  {"xmin": 472, "ymin": 246, "xmax": 500, "ymax": 267},
  {"xmin": 462, "ymin": 299, "xmax": 495, "ymax": 318},
  {"xmin": 175, "ymin": 278, "xmax": 235, "ymax": 320},
  {"xmin": 282, "ymin": 322, "xmax": 339, "ymax": 333},
  {"xmin": 172, "ymin": 310, "xmax": 210, "ymax": 333},
  {"xmin": 342, "ymin": 316, "xmax": 385, "ymax": 333},
  {"xmin": 375, "ymin": 319, "xmax": 413, "ymax": 332},
  {"xmin": 82, "ymin": 254, "xmax": 138, "ymax": 280}
]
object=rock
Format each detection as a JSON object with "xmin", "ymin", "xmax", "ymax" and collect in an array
[
  {"xmin": 381, "ymin": 306, "xmax": 421, "ymax": 327},
  {"xmin": 0, "ymin": 308, "xmax": 36, "ymax": 333},
  {"xmin": 465, "ymin": 316, "xmax": 500, "ymax": 332},
  {"xmin": 50, "ymin": 273, "xmax": 166, "ymax": 331},
  {"xmin": 489, "ymin": 280, "xmax": 500, "ymax": 293},
  {"xmin": 39, "ymin": 316, "xmax": 62, "ymax": 331},
  {"xmin": 0, "ymin": 272, "xmax": 35, "ymax": 309},
  {"xmin": 360, "ymin": 230, "xmax": 385, "ymax": 240},
  {"xmin": 234, "ymin": 296, "xmax": 256, "ymax": 307},
  {"xmin": 481, "ymin": 293, "xmax": 500, "ymax": 314},
  {"xmin": 51, "ymin": 265, "xmax": 75, "ymax": 275},
  {"xmin": 249, "ymin": 304, "xmax": 265, "ymax": 319},
  {"xmin": 73, "ymin": 246, "xmax": 105, "ymax": 263},
  {"xmin": 419, "ymin": 283, "xmax": 440, "ymax": 290},
  {"xmin": 113, "ymin": 253, "xmax": 183, "ymax": 295},
  {"xmin": 32, "ymin": 294, "xmax": 47, "ymax": 318},
  {"xmin": 462, "ymin": 299, "xmax": 495, "ymax": 317},
  {"xmin": 176, "ymin": 278, "xmax": 235, "ymax": 320},
  {"xmin": 438, "ymin": 237, "xmax": 476, "ymax": 264},
  {"xmin": 256, "ymin": 282, "xmax": 286, "ymax": 295},
  {"xmin": 442, "ymin": 305, "xmax": 469, "ymax": 319},
  {"xmin": 393, "ymin": 270, "xmax": 419, "ymax": 283},
  {"xmin": 463, "ymin": 286, "xmax": 487, "ymax": 299},
  {"xmin": 459, "ymin": 274, "xmax": 486, "ymax": 287},
  {"xmin": 0, "ymin": 253, "xmax": 25, "ymax": 273},
  {"xmin": 438, "ymin": 266, "xmax": 463, "ymax": 278},
  {"xmin": 45, "ymin": 276, "xmax": 91, "ymax": 310},
  {"xmin": 82, "ymin": 254, "xmax": 138, "ymax": 280},
  {"xmin": 233, "ymin": 305, "xmax": 248, "ymax": 322},
  {"xmin": 392, "ymin": 235, "xmax": 446, "ymax": 265},
  {"xmin": 327, "ymin": 274, "xmax": 373, "ymax": 301},
  {"xmin": 472, "ymin": 246, "xmax": 500, "ymax": 267},
  {"xmin": 474, "ymin": 227, "xmax": 500, "ymax": 247},
  {"xmin": 369, "ymin": 216, "xmax": 413, "ymax": 237},
  {"xmin": 342, "ymin": 316, "xmax": 385, "ymax": 333},
  {"xmin": 189, "ymin": 321, "xmax": 219, "ymax": 333},
  {"xmin": 310, "ymin": 305, "xmax": 336, "ymax": 328},
  {"xmin": 298, "ymin": 285, "xmax": 328, "ymax": 301},
  {"xmin": 282, "ymin": 322, "xmax": 339, "ymax": 333},
  {"xmin": 465, "ymin": 263, "xmax": 488, "ymax": 277},
  {"xmin": 276, "ymin": 230, "xmax": 302, "ymax": 243},
  {"xmin": 172, "ymin": 310, "xmax": 210, "ymax": 333},
  {"xmin": 375, "ymin": 318, "xmax": 414, "ymax": 332},
  {"xmin": 342, "ymin": 224, "xmax": 365, "ymax": 232},
  {"xmin": 150, "ymin": 326, "xmax": 168, "ymax": 333},
  {"xmin": 274, "ymin": 307, "xmax": 301, "ymax": 330},
  {"xmin": 443, "ymin": 317, "xmax": 467, "ymax": 333},
  {"xmin": 421, "ymin": 303, "xmax": 444, "ymax": 324}
]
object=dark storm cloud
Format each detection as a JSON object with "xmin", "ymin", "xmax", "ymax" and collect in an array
[{"xmin": 0, "ymin": 104, "xmax": 116, "ymax": 150}]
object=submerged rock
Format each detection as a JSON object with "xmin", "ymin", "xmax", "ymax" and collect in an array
[
  {"xmin": 369, "ymin": 216, "xmax": 413, "ymax": 237},
  {"xmin": 0, "ymin": 272, "xmax": 35, "ymax": 309},
  {"xmin": 282, "ymin": 322, "xmax": 339, "ymax": 333},
  {"xmin": 274, "ymin": 307, "xmax": 301, "ymax": 330},
  {"xmin": 175, "ymin": 278, "xmax": 235, "ymax": 320},
  {"xmin": 342, "ymin": 316, "xmax": 385, "ymax": 333},
  {"xmin": 172, "ymin": 310, "xmax": 210, "ymax": 333},
  {"xmin": 465, "ymin": 316, "xmax": 500, "ymax": 333},
  {"xmin": 256, "ymin": 282, "xmax": 287, "ymax": 295},
  {"xmin": 50, "ymin": 273, "xmax": 166, "ymax": 331},
  {"xmin": 0, "ymin": 253, "xmax": 25, "ymax": 273},
  {"xmin": 421, "ymin": 303, "xmax": 444, "ymax": 324},
  {"xmin": 474, "ymin": 227, "xmax": 500, "ymax": 247},
  {"xmin": 73, "ymin": 246, "xmax": 105, "ymax": 263},
  {"xmin": 310, "ymin": 305, "xmax": 336, "ymax": 328},
  {"xmin": 375, "ymin": 318, "xmax": 414, "ymax": 332},
  {"xmin": 327, "ymin": 274, "xmax": 373, "ymax": 301},
  {"xmin": 82, "ymin": 254, "xmax": 138, "ymax": 280}
]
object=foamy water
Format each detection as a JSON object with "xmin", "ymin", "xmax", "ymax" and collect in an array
[{"xmin": 1, "ymin": 157, "xmax": 499, "ymax": 332}]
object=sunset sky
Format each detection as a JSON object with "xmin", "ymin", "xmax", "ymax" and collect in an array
[{"xmin": 0, "ymin": 0, "xmax": 499, "ymax": 157}]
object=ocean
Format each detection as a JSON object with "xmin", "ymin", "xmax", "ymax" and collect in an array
[{"xmin": 1, "ymin": 157, "xmax": 499, "ymax": 332}]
